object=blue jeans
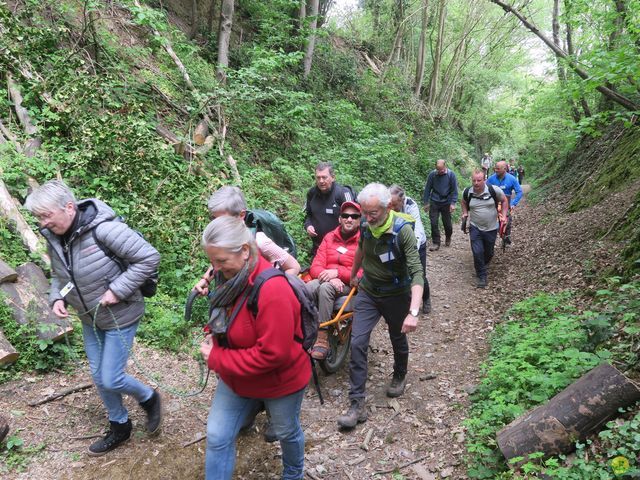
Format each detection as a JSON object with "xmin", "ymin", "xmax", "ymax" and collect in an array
[
  {"xmin": 82, "ymin": 321, "xmax": 153, "ymax": 424},
  {"xmin": 469, "ymin": 225, "xmax": 498, "ymax": 280},
  {"xmin": 205, "ymin": 380, "xmax": 305, "ymax": 480}
]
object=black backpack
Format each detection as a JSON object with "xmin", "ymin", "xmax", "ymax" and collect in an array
[
  {"xmin": 245, "ymin": 209, "xmax": 297, "ymax": 258},
  {"xmin": 92, "ymin": 218, "xmax": 159, "ymax": 297},
  {"xmin": 247, "ymin": 268, "xmax": 318, "ymax": 351},
  {"xmin": 463, "ymin": 185, "xmax": 499, "ymax": 209}
]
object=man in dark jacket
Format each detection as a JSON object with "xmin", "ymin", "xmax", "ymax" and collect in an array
[
  {"xmin": 422, "ymin": 159, "xmax": 458, "ymax": 251},
  {"xmin": 304, "ymin": 162, "xmax": 355, "ymax": 257},
  {"xmin": 25, "ymin": 180, "xmax": 162, "ymax": 456}
]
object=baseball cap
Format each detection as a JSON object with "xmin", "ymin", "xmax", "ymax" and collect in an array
[{"xmin": 340, "ymin": 201, "xmax": 361, "ymax": 213}]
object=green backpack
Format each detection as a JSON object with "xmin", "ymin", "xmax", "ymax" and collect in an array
[{"xmin": 244, "ymin": 209, "xmax": 298, "ymax": 258}]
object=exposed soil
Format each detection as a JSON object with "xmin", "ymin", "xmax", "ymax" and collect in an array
[{"xmin": 1, "ymin": 182, "xmax": 634, "ymax": 480}]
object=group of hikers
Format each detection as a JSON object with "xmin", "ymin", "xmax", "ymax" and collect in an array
[{"xmin": 24, "ymin": 155, "xmax": 525, "ymax": 479}]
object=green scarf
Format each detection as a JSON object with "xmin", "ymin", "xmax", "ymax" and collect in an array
[
  {"xmin": 368, "ymin": 210, "xmax": 414, "ymax": 238},
  {"xmin": 368, "ymin": 210, "xmax": 395, "ymax": 238}
]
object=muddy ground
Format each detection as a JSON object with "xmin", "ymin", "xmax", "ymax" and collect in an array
[{"xmin": 2, "ymin": 182, "xmax": 634, "ymax": 479}]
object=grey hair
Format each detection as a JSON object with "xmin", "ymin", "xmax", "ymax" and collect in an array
[
  {"xmin": 315, "ymin": 162, "xmax": 335, "ymax": 176},
  {"xmin": 202, "ymin": 216, "xmax": 256, "ymax": 254},
  {"xmin": 24, "ymin": 180, "xmax": 76, "ymax": 215},
  {"xmin": 357, "ymin": 183, "xmax": 391, "ymax": 208},
  {"xmin": 436, "ymin": 159, "xmax": 446, "ymax": 167},
  {"xmin": 206, "ymin": 186, "xmax": 247, "ymax": 216},
  {"xmin": 388, "ymin": 184, "xmax": 405, "ymax": 200}
]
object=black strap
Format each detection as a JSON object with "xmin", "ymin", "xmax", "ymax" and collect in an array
[{"xmin": 311, "ymin": 358, "xmax": 324, "ymax": 405}]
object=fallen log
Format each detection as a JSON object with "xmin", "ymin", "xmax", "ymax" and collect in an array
[
  {"xmin": 16, "ymin": 262, "xmax": 49, "ymax": 293},
  {"xmin": 0, "ymin": 330, "xmax": 19, "ymax": 366},
  {"xmin": 193, "ymin": 119, "xmax": 209, "ymax": 146},
  {"xmin": 0, "ymin": 179, "xmax": 50, "ymax": 266},
  {"xmin": 155, "ymin": 124, "xmax": 197, "ymax": 160},
  {"xmin": 28, "ymin": 382, "xmax": 93, "ymax": 407},
  {"xmin": 497, "ymin": 363, "xmax": 640, "ymax": 461},
  {"xmin": 0, "ymin": 264, "xmax": 73, "ymax": 341},
  {"xmin": 0, "ymin": 259, "xmax": 18, "ymax": 284}
]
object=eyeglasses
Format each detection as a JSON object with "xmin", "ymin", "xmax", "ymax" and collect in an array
[{"xmin": 340, "ymin": 213, "xmax": 361, "ymax": 220}]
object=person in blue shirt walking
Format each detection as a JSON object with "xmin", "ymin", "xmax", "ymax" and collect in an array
[
  {"xmin": 487, "ymin": 161, "xmax": 523, "ymax": 245},
  {"xmin": 422, "ymin": 159, "xmax": 458, "ymax": 251},
  {"xmin": 487, "ymin": 161, "xmax": 523, "ymax": 209}
]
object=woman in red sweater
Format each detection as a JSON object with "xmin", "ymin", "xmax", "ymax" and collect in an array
[{"xmin": 199, "ymin": 216, "xmax": 310, "ymax": 480}]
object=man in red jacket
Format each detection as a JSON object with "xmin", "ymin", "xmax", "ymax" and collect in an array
[{"xmin": 306, "ymin": 201, "xmax": 362, "ymax": 360}]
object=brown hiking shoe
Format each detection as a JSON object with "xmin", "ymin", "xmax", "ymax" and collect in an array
[
  {"xmin": 337, "ymin": 399, "xmax": 368, "ymax": 429},
  {"xmin": 310, "ymin": 329, "xmax": 329, "ymax": 360}
]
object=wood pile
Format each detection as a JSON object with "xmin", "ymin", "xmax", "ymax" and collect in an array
[{"xmin": 0, "ymin": 259, "xmax": 74, "ymax": 366}]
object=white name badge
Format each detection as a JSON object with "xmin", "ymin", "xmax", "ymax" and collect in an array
[
  {"xmin": 60, "ymin": 282, "xmax": 75, "ymax": 297},
  {"xmin": 379, "ymin": 251, "xmax": 396, "ymax": 263},
  {"xmin": 336, "ymin": 246, "xmax": 348, "ymax": 254},
  {"xmin": 325, "ymin": 208, "xmax": 334, "ymax": 214}
]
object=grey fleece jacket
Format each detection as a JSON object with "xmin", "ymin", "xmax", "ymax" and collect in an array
[{"xmin": 41, "ymin": 199, "xmax": 160, "ymax": 330}]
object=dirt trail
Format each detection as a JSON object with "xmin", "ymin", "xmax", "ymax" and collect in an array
[{"xmin": 1, "ymin": 197, "xmax": 536, "ymax": 480}]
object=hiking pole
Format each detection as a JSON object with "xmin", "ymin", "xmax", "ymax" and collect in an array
[{"xmin": 310, "ymin": 358, "xmax": 324, "ymax": 405}]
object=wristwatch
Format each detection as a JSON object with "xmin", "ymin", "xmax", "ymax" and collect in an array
[{"xmin": 409, "ymin": 308, "xmax": 420, "ymax": 317}]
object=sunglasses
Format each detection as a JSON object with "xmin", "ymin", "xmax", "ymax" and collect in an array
[{"xmin": 340, "ymin": 213, "xmax": 361, "ymax": 220}]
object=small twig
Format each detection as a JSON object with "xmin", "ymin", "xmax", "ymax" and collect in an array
[
  {"xmin": 70, "ymin": 434, "xmax": 103, "ymax": 440},
  {"xmin": 361, "ymin": 428, "xmax": 374, "ymax": 451},
  {"xmin": 373, "ymin": 454, "xmax": 429, "ymax": 475},
  {"xmin": 305, "ymin": 470, "xmax": 321, "ymax": 480},
  {"xmin": 28, "ymin": 382, "xmax": 93, "ymax": 407},
  {"xmin": 182, "ymin": 432, "xmax": 206, "ymax": 447}
]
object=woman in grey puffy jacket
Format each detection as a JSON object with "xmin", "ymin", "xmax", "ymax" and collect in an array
[{"xmin": 25, "ymin": 180, "xmax": 162, "ymax": 456}]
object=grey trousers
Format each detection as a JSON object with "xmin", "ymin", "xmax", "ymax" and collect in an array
[
  {"xmin": 305, "ymin": 279, "xmax": 348, "ymax": 325},
  {"xmin": 348, "ymin": 289, "xmax": 410, "ymax": 400}
]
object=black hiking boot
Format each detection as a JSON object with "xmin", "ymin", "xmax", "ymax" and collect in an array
[
  {"xmin": 422, "ymin": 298, "xmax": 432, "ymax": 315},
  {"xmin": 445, "ymin": 236, "xmax": 452, "ymax": 247},
  {"xmin": 88, "ymin": 419, "xmax": 132, "ymax": 456},
  {"xmin": 386, "ymin": 373, "xmax": 407, "ymax": 398},
  {"xmin": 429, "ymin": 243, "xmax": 440, "ymax": 252},
  {"xmin": 263, "ymin": 421, "xmax": 277, "ymax": 443},
  {"xmin": 139, "ymin": 390, "xmax": 162, "ymax": 435},
  {"xmin": 476, "ymin": 277, "xmax": 488, "ymax": 289},
  {"xmin": 337, "ymin": 399, "xmax": 367, "ymax": 429}
]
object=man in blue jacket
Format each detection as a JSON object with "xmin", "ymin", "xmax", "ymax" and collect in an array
[
  {"xmin": 487, "ymin": 161, "xmax": 523, "ymax": 209},
  {"xmin": 422, "ymin": 159, "xmax": 458, "ymax": 251}
]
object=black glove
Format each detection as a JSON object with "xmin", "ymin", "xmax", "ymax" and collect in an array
[{"xmin": 461, "ymin": 217, "xmax": 468, "ymax": 234}]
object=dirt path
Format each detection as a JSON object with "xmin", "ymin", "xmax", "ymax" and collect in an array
[{"xmin": 1, "ymin": 194, "xmax": 539, "ymax": 480}]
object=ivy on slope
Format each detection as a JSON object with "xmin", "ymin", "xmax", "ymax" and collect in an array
[{"xmin": 465, "ymin": 280, "xmax": 640, "ymax": 478}]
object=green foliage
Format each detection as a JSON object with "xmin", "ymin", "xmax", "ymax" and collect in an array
[
  {"xmin": 0, "ymin": 296, "xmax": 84, "ymax": 384},
  {"xmin": 0, "ymin": 430, "xmax": 45, "ymax": 474}
]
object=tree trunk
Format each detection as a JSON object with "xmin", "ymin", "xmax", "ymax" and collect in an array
[
  {"xmin": 0, "ymin": 330, "xmax": 19, "ymax": 366},
  {"xmin": 497, "ymin": 363, "xmax": 640, "ymax": 461},
  {"xmin": 189, "ymin": 0, "xmax": 198, "ymax": 39},
  {"xmin": 0, "ymin": 415, "xmax": 9, "ymax": 443},
  {"xmin": 7, "ymin": 73, "xmax": 42, "ymax": 158},
  {"xmin": 564, "ymin": 4, "xmax": 592, "ymax": 118},
  {"xmin": 217, "ymin": 0, "xmax": 234, "ymax": 83},
  {"xmin": 427, "ymin": 0, "xmax": 446, "ymax": 107},
  {"xmin": 0, "ymin": 259, "xmax": 18, "ymax": 284},
  {"xmin": 207, "ymin": 0, "xmax": 218, "ymax": 36},
  {"xmin": 303, "ymin": 0, "xmax": 320, "ymax": 78},
  {"xmin": 0, "ymin": 179, "xmax": 50, "ymax": 266},
  {"xmin": 488, "ymin": 0, "xmax": 639, "ymax": 111},
  {"xmin": 414, "ymin": 0, "xmax": 429, "ymax": 96}
]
